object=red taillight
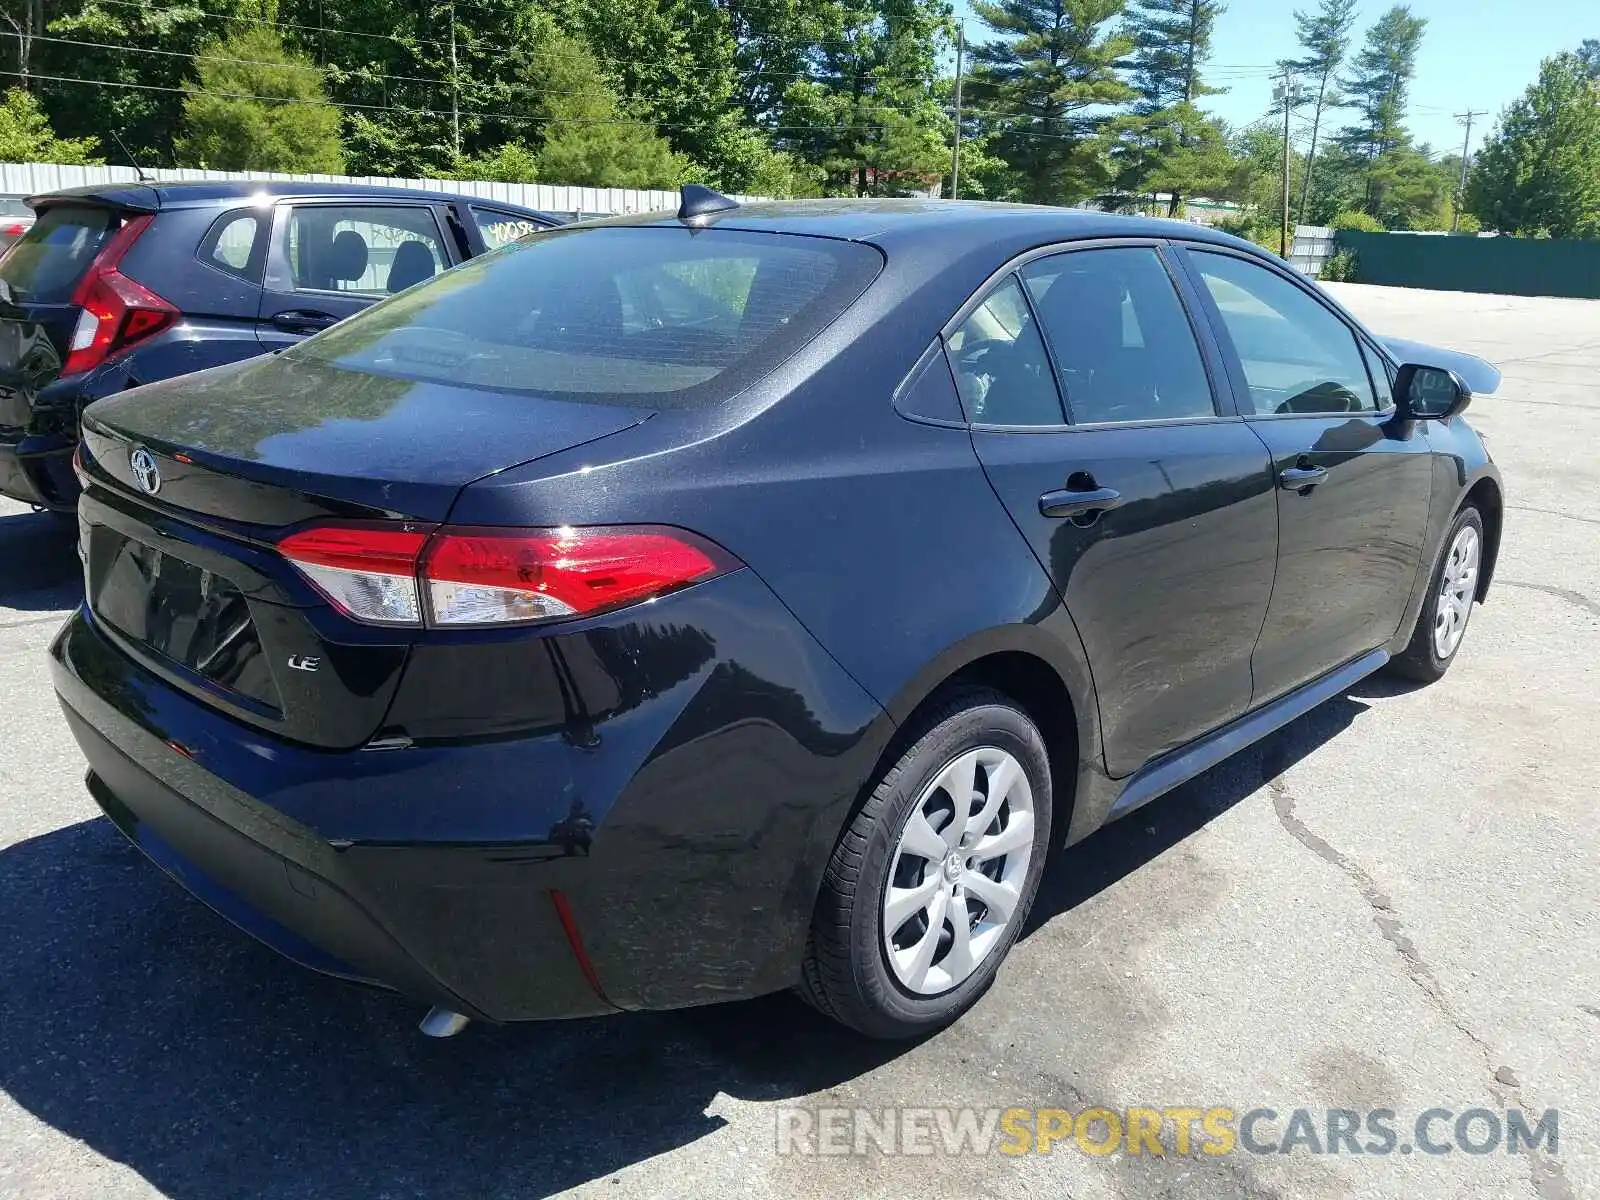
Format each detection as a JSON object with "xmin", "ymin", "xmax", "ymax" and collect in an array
[
  {"xmin": 276, "ymin": 523, "xmax": 736, "ymax": 628},
  {"xmin": 276, "ymin": 523, "xmax": 434, "ymax": 626},
  {"xmin": 1, "ymin": 222, "xmax": 24, "ymax": 238},
  {"xmin": 62, "ymin": 214, "xmax": 177, "ymax": 376}
]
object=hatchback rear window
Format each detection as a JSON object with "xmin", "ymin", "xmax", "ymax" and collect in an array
[
  {"xmin": 288, "ymin": 226, "xmax": 883, "ymax": 408},
  {"xmin": 0, "ymin": 204, "xmax": 116, "ymax": 304}
]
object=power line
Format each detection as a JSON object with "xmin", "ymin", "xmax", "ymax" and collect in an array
[
  {"xmin": 84, "ymin": 0, "xmax": 903, "ymax": 79},
  {"xmin": 9, "ymin": 28, "xmax": 968, "ymax": 113},
  {"xmin": 3, "ymin": 68, "xmax": 897, "ymax": 135},
  {"xmin": 3, "ymin": 29, "xmax": 466, "ymax": 91}
]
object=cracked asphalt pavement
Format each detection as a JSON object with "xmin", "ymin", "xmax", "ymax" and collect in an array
[{"xmin": 1, "ymin": 284, "xmax": 1597, "ymax": 1199}]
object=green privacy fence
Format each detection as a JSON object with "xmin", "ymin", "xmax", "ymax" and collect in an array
[{"xmin": 1335, "ymin": 231, "xmax": 1600, "ymax": 299}]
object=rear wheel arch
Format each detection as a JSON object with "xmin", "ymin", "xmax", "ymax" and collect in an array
[
  {"xmin": 872, "ymin": 631, "xmax": 1095, "ymax": 852},
  {"xmin": 1462, "ymin": 476, "xmax": 1502, "ymax": 602},
  {"xmin": 782, "ymin": 630, "xmax": 1096, "ymax": 995}
]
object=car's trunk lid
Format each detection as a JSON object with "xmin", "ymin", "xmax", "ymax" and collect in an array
[
  {"xmin": 83, "ymin": 353, "xmax": 650, "ymax": 523},
  {"xmin": 77, "ymin": 354, "xmax": 649, "ymax": 749}
]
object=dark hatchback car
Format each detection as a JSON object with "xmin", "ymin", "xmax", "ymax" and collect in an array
[
  {"xmin": 0, "ymin": 180, "xmax": 560, "ymax": 512},
  {"xmin": 51, "ymin": 196, "xmax": 1503, "ymax": 1039}
]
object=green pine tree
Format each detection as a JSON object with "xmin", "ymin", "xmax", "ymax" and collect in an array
[
  {"xmin": 1286, "ymin": 0, "xmax": 1357, "ymax": 223},
  {"xmin": 525, "ymin": 33, "xmax": 687, "ymax": 189},
  {"xmin": 1334, "ymin": 4, "xmax": 1427, "ymax": 217},
  {"xmin": 964, "ymin": 0, "xmax": 1134, "ymax": 205},
  {"xmin": 1576, "ymin": 39, "xmax": 1600, "ymax": 80},
  {"xmin": 175, "ymin": 27, "xmax": 346, "ymax": 172},
  {"xmin": 1121, "ymin": 0, "xmax": 1227, "ymax": 213}
]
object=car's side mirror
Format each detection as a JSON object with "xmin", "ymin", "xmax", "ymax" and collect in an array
[{"xmin": 1394, "ymin": 362, "xmax": 1472, "ymax": 421}]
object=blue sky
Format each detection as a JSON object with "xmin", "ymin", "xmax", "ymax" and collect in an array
[{"xmin": 954, "ymin": 0, "xmax": 1596, "ymax": 157}]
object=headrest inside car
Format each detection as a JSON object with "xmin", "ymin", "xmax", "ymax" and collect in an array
[{"xmin": 328, "ymin": 229, "xmax": 369, "ymax": 282}]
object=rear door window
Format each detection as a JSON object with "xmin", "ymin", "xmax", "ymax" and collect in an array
[
  {"xmin": 290, "ymin": 226, "xmax": 883, "ymax": 408},
  {"xmin": 0, "ymin": 204, "xmax": 116, "ymax": 303},
  {"xmin": 1021, "ymin": 246, "xmax": 1216, "ymax": 424},
  {"xmin": 280, "ymin": 204, "xmax": 450, "ymax": 297}
]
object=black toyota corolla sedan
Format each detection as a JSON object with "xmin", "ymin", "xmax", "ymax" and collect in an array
[{"xmin": 50, "ymin": 191, "xmax": 1503, "ymax": 1039}]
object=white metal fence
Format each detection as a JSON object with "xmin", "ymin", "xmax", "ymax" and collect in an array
[
  {"xmin": 0, "ymin": 162, "xmax": 730, "ymax": 220},
  {"xmin": 1290, "ymin": 225, "xmax": 1336, "ymax": 278},
  {"xmin": 0, "ymin": 163, "xmax": 1349, "ymax": 278}
]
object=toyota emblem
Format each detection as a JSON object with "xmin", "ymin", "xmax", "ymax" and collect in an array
[{"xmin": 129, "ymin": 447, "xmax": 162, "ymax": 495}]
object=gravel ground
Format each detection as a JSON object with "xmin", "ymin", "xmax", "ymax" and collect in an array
[{"xmin": 0, "ymin": 282, "xmax": 1596, "ymax": 1200}]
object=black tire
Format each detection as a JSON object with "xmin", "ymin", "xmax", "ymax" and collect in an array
[
  {"xmin": 798, "ymin": 686, "xmax": 1053, "ymax": 1039},
  {"xmin": 1388, "ymin": 504, "xmax": 1484, "ymax": 683}
]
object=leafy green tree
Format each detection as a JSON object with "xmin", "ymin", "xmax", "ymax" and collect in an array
[
  {"xmin": 1329, "ymin": 208, "xmax": 1382, "ymax": 231},
  {"xmin": 1121, "ymin": 0, "xmax": 1226, "ymax": 214},
  {"xmin": 742, "ymin": 144, "xmax": 828, "ymax": 197},
  {"xmin": 1466, "ymin": 52, "xmax": 1600, "ymax": 239},
  {"xmin": 1286, "ymin": 0, "xmax": 1356, "ymax": 223},
  {"xmin": 175, "ymin": 27, "xmax": 345, "ymax": 172},
  {"xmin": 0, "ymin": 87, "xmax": 101, "ymax": 162},
  {"xmin": 1335, "ymin": 4, "xmax": 1426, "ymax": 215},
  {"xmin": 37, "ymin": 0, "xmax": 251, "ymax": 166},
  {"xmin": 525, "ymin": 33, "xmax": 687, "ymax": 188},
  {"xmin": 543, "ymin": 0, "xmax": 750, "ymax": 186},
  {"xmin": 276, "ymin": 0, "xmax": 556, "ymax": 177},
  {"xmin": 452, "ymin": 141, "xmax": 540, "ymax": 183},
  {"xmin": 1226, "ymin": 119, "xmax": 1304, "ymax": 231},
  {"xmin": 964, "ymin": 0, "xmax": 1133, "ymax": 204}
]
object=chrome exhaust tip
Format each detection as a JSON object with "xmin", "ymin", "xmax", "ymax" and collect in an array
[{"xmin": 418, "ymin": 1007, "xmax": 471, "ymax": 1038}]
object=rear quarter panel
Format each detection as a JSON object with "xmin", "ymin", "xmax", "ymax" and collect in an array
[
  {"xmin": 108, "ymin": 204, "xmax": 270, "ymax": 388},
  {"xmin": 453, "ymin": 235, "xmax": 1106, "ymax": 820}
]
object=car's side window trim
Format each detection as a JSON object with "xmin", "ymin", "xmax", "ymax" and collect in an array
[
  {"xmin": 263, "ymin": 200, "xmax": 452, "ymax": 299},
  {"xmin": 939, "ymin": 236, "xmax": 1243, "ymax": 432},
  {"xmin": 1171, "ymin": 241, "xmax": 1397, "ymax": 421}
]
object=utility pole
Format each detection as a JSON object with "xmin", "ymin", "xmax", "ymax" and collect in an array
[
  {"xmin": 1451, "ymin": 110, "xmax": 1486, "ymax": 232},
  {"xmin": 949, "ymin": 24, "xmax": 965, "ymax": 200},
  {"xmin": 1276, "ymin": 65, "xmax": 1295, "ymax": 259},
  {"xmin": 449, "ymin": 2, "xmax": 461, "ymax": 160}
]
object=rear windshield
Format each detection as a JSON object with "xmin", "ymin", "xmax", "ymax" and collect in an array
[
  {"xmin": 0, "ymin": 204, "xmax": 116, "ymax": 304},
  {"xmin": 288, "ymin": 226, "xmax": 883, "ymax": 408}
]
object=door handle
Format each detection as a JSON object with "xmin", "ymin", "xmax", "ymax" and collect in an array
[
  {"xmin": 1278, "ymin": 465, "xmax": 1328, "ymax": 491},
  {"xmin": 271, "ymin": 309, "xmax": 339, "ymax": 334},
  {"xmin": 1039, "ymin": 483, "xmax": 1123, "ymax": 520}
]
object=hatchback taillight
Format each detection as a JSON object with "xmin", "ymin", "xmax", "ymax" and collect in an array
[
  {"xmin": 277, "ymin": 523, "xmax": 738, "ymax": 628},
  {"xmin": 63, "ymin": 214, "xmax": 177, "ymax": 376}
]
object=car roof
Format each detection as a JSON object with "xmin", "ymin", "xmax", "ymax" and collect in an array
[
  {"xmin": 594, "ymin": 197, "xmax": 1260, "ymax": 257},
  {"xmin": 29, "ymin": 179, "xmax": 559, "ymax": 222}
]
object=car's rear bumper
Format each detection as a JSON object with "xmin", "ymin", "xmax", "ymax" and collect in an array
[
  {"xmin": 49, "ymin": 569, "xmax": 889, "ymax": 1021},
  {"xmin": 0, "ymin": 432, "xmax": 75, "ymax": 510}
]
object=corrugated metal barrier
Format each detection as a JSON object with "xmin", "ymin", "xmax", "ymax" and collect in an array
[{"xmin": 0, "ymin": 162, "xmax": 753, "ymax": 220}]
